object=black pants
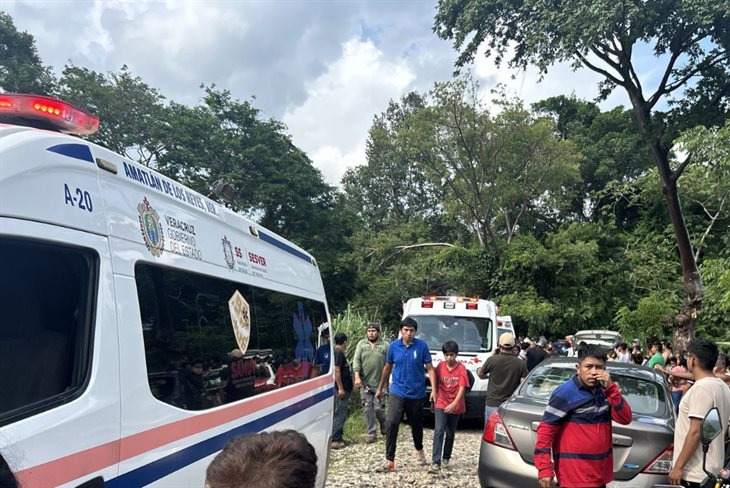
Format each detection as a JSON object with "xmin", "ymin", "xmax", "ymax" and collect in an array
[{"xmin": 385, "ymin": 394, "xmax": 424, "ymax": 461}]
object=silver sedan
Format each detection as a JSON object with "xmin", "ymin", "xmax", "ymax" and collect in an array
[{"xmin": 478, "ymin": 357, "xmax": 675, "ymax": 488}]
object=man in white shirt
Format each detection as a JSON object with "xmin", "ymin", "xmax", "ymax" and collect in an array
[{"xmin": 669, "ymin": 338, "xmax": 730, "ymax": 487}]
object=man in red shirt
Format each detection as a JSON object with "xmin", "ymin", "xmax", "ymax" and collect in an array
[
  {"xmin": 428, "ymin": 340, "xmax": 469, "ymax": 474},
  {"xmin": 535, "ymin": 344, "xmax": 632, "ymax": 488}
]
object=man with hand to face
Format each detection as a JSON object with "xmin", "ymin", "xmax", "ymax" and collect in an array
[
  {"xmin": 375, "ymin": 317, "xmax": 436, "ymax": 472},
  {"xmin": 534, "ymin": 345, "xmax": 632, "ymax": 488}
]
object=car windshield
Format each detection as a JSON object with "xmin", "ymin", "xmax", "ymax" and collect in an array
[
  {"xmin": 408, "ymin": 315, "xmax": 493, "ymax": 352},
  {"xmin": 521, "ymin": 364, "xmax": 667, "ymax": 416}
]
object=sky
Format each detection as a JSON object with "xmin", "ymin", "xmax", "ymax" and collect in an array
[{"xmin": 4, "ymin": 0, "xmax": 654, "ymax": 186}]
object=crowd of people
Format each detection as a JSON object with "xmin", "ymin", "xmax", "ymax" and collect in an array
[
  {"xmin": 2, "ymin": 319, "xmax": 728, "ymax": 488},
  {"xmin": 327, "ymin": 321, "xmax": 730, "ymax": 488}
]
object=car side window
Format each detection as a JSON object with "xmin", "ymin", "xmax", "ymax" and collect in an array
[
  {"xmin": 135, "ymin": 263, "xmax": 327, "ymax": 411},
  {"xmin": 0, "ymin": 238, "xmax": 96, "ymax": 426}
]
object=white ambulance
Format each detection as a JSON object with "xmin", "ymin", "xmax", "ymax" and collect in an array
[
  {"xmin": 0, "ymin": 94, "xmax": 334, "ymax": 487},
  {"xmin": 402, "ymin": 296, "xmax": 514, "ymax": 420}
]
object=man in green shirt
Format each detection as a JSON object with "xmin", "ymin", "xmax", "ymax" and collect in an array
[
  {"xmin": 647, "ymin": 341, "xmax": 666, "ymax": 369},
  {"xmin": 353, "ymin": 322, "xmax": 389, "ymax": 443}
]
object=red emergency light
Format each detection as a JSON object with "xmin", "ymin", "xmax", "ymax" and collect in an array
[
  {"xmin": 466, "ymin": 303, "xmax": 478, "ymax": 310},
  {"xmin": 421, "ymin": 300, "xmax": 434, "ymax": 308},
  {"xmin": 0, "ymin": 93, "xmax": 99, "ymax": 135}
]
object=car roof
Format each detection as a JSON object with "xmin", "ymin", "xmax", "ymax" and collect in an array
[{"xmin": 533, "ymin": 356, "xmax": 665, "ymax": 383}]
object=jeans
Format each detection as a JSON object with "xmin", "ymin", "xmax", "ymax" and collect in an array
[
  {"xmin": 361, "ymin": 386, "xmax": 386, "ymax": 436},
  {"xmin": 484, "ymin": 405, "xmax": 499, "ymax": 427},
  {"xmin": 432, "ymin": 408, "xmax": 459, "ymax": 464},
  {"xmin": 332, "ymin": 390, "xmax": 351, "ymax": 441},
  {"xmin": 385, "ymin": 394, "xmax": 424, "ymax": 461},
  {"xmin": 671, "ymin": 390, "xmax": 682, "ymax": 413}
]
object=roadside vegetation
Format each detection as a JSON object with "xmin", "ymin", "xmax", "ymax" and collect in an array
[{"xmin": 2, "ymin": 1, "xmax": 728, "ymax": 346}]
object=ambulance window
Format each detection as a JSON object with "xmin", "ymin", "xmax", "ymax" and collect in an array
[
  {"xmin": 136, "ymin": 264, "xmax": 327, "ymax": 411},
  {"xmin": 0, "ymin": 238, "xmax": 96, "ymax": 426}
]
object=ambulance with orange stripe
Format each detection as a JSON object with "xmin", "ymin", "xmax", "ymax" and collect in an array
[
  {"xmin": 402, "ymin": 296, "xmax": 514, "ymax": 421},
  {"xmin": 0, "ymin": 94, "xmax": 334, "ymax": 487}
]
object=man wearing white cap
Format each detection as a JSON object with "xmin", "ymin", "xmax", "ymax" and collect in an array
[{"xmin": 478, "ymin": 332, "xmax": 528, "ymax": 423}]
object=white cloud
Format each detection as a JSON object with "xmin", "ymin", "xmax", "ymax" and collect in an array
[{"xmin": 283, "ymin": 38, "xmax": 416, "ymax": 185}]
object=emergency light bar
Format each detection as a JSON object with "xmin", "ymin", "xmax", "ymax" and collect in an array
[
  {"xmin": 0, "ymin": 93, "xmax": 99, "ymax": 135},
  {"xmin": 420, "ymin": 296, "xmax": 480, "ymax": 309}
]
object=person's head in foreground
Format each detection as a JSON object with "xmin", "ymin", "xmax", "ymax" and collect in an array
[{"xmin": 205, "ymin": 430, "xmax": 318, "ymax": 488}]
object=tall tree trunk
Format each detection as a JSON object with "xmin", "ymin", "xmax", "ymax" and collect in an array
[{"xmin": 631, "ymin": 99, "xmax": 704, "ymax": 352}]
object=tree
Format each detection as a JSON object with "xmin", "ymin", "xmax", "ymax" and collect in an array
[
  {"xmin": 341, "ymin": 92, "xmax": 444, "ymax": 230},
  {"xmin": 0, "ymin": 12, "xmax": 55, "ymax": 94},
  {"xmin": 534, "ymin": 96, "xmax": 654, "ymax": 220},
  {"xmin": 57, "ymin": 65, "xmax": 167, "ymax": 162},
  {"xmin": 154, "ymin": 87, "xmax": 357, "ymax": 311},
  {"xmin": 498, "ymin": 222, "xmax": 633, "ymax": 337},
  {"xmin": 402, "ymin": 78, "xmax": 580, "ymax": 253},
  {"xmin": 435, "ymin": 0, "xmax": 730, "ymax": 348}
]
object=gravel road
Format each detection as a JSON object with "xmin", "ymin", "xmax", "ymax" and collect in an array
[{"xmin": 326, "ymin": 421, "xmax": 483, "ymax": 487}]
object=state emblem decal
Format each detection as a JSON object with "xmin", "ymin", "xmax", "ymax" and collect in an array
[
  {"xmin": 138, "ymin": 198, "xmax": 165, "ymax": 257},
  {"xmin": 222, "ymin": 236, "xmax": 235, "ymax": 269}
]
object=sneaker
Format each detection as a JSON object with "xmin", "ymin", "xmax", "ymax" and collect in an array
[
  {"xmin": 428, "ymin": 463, "xmax": 441, "ymax": 474},
  {"xmin": 442, "ymin": 459, "xmax": 450, "ymax": 469},
  {"xmin": 416, "ymin": 449, "xmax": 427, "ymax": 466},
  {"xmin": 330, "ymin": 440, "xmax": 345, "ymax": 450},
  {"xmin": 375, "ymin": 459, "xmax": 396, "ymax": 472},
  {"xmin": 365, "ymin": 434, "xmax": 376, "ymax": 444}
]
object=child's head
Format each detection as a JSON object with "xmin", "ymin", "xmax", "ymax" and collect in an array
[
  {"xmin": 442, "ymin": 340, "xmax": 459, "ymax": 365},
  {"xmin": 442, "ymin": 340, "xmax": 459, "ymax": 357}
]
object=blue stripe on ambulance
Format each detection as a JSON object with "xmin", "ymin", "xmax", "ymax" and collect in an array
[
  {"xmin": 46, "ymin": 143, "xmax": 94, "ymax": 163},
  {"xmin": 257, "ymin": 229, "xmax": 314, "ymax": 264},
  {"xmin": 106, "ymin": 388, "xmax": 333, "ymax": 487}
]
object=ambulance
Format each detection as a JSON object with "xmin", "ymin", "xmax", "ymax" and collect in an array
[
  {"xmin": 402, "ymin": 296, "xmax": 514, "ymax": 421},
  {"xmin": 0, "ymin": 94, "xmax": 334, "ymax": 487}
]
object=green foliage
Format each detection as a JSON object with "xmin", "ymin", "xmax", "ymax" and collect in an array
[
  {"xmin": 434, "ymin": 0, "xmax": 730, "ymax": 343},
  {"xmin": 498, "ymin": 223, "xmax": 633, "ymax": 337},
  {"xmin": 615, "ymin": 292, "xmax": 675, "ymax": 343},
  {"xmin": 535, "ymin": 96, "xmax": 654, "ymax": 219},
  {"xmin": 677, "ymin": 121, "xmax": 730, "ymax": 259},
  {"xmin": 341, "ymin": 92, "xmax": 443, "ymax": 231},
  {"xmin": 0, "ymin": 12, "xmax": 55, "ymax": 94},
  {"xmin": 434, "ymin": 0, "xmax": 729, "ymax": 107},
  {"xmin": 699, "ymin": 258, "xmax": 730, "ymax": 342},
  {"xmin": 331, "ymin": 305, "xmax": 384, "ymax": 359},
  {"xmin": 57, "ymin": 65, "xmax": 167, "ymax": 160},
  {"xmin": 498, "ymin": 287, "xmax": 556, "ymax": 337},
  {"xmin": 346, "ymin": 218, "xmax": 498, "ymax": 328},
  {"xmin": 6, "ymin": 10, "xmax": 730, "ymax": 347}
]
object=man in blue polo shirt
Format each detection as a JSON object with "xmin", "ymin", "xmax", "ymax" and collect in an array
[{"xmin": 375, "ymin": 317, "xmax": 436, "ymax": 472}]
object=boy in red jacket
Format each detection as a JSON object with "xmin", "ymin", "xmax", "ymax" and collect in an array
[{"xmin": 535, "ymin": 344, "xmax": 632, "ymax": 488}]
